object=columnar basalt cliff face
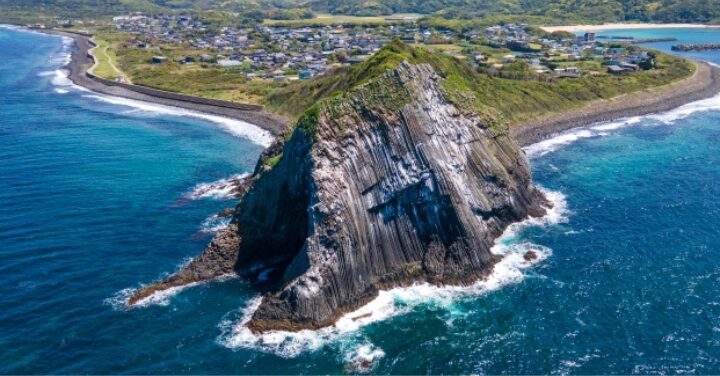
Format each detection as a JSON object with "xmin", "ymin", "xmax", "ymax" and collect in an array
[{"xmin": 129, "ymin": 62, "xmax": 549, "ymax": 331}]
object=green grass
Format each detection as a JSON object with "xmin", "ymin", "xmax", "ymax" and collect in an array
[
  {"xmin": 266, "ymin": 40, "xmax": 694, "ymax": 131},
  {"xmin": 90, "ymin": 37, "xmax": 122, "ymax": 80},
  {"xmin": 102, "ymin": 35, "xmax": 692, "ymax": 134},
  {"xmin": 109, "ymin": 35, "xmax": 272, "ymax": 104},
  {"xmin": 263, "ymin": 13, "xmax": 422, "ymax": 26}
]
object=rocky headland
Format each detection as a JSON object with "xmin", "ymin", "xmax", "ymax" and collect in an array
[
  {"xmin": 128, "ymin": 57, "xmax": 550, "ymax": 331},
  {"xmin": 124, "ymin": 38, "xmax": 720, "ymax": 332}
]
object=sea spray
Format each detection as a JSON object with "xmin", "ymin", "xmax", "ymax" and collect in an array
[
  {"xmin": 199, "ymin": 215, "xmax": 232, "ymax": 235},
  {"xmin": 185, "ymin": 173, "xmax": 251, "ymax": 201}
]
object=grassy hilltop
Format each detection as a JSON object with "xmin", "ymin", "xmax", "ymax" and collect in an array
[
  {"xmin": 266, "ymin": 41, "xmax": 693, "ymax": 127},
  {"xmin": 87, "ymin": 35, "xmax": 693, "ymax": 128}
]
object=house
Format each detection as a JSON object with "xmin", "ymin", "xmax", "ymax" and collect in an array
[
  {"xmin": 299, "ymin": 70, "xmax": 313, "ymax": 80},
  {"xmin": 607, "ymin": 65, "xmax": 625, "ymax": 75},
  {"xmin": 151, "ymin": 56, "xmax": 168, "ymax": 64},
  {"xmin": 621, "ymin": 62, "xmax": 640, "ymax": 72},
  {"xmin": 555, "ymin": 66, "xmax": 581, "ymax": 78},
  {"xmin": 217, "ymin": 59, "xmax": 242, "ymax": 67},
  {"xmin": 502, "ymin": 55, "xmax": 516, "ymax": 63}
]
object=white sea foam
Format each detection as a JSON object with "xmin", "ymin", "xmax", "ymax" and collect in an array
[
  {"xmin": 185, "ymin": 173, "xmax": 250, "ymax": 201},
  {"xmin": 524, "ymin": 93, "xmax": 720, "ymax": 158},
  {"xmin": 50, "ymin": 69, "xmax": 73, "ymax": 87},
  {"xmin": 105, "ymin": 272, "xmax": 239, "ymax": 310},
  {"xmin": 104, "ymin": 257, "xmax": 232, "ymax": 309},
  {"xmin": 199, "ymin": 214, "xmax": 232, "ymax": 234},
  {"xmin": 12, "ymin": 25, "xmax": 273, "ymax": 147},
  {"xmin": 82, "ymin": 94, "xmax": 274, "ymax": 146},
  {"xmin": 104, "ymin": 283, "xmax": 201, "ymax": 309},
  {"xmin": 648, "ymin": 93, "xmax": 720, "ymax": 124},
  {"xmin": 341, "ymin": 342, "xmax": 386, "ymax": 373},
  {"xmin": 218, "ymin": 188, "xmax": 567, "ymax": 358}
]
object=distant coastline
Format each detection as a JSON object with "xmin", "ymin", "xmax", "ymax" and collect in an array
[
  {"xmin": 36, "ymin": 28, "xmax": 289, "ymax": 136},
  {"xmin": 542, "ymin": 23, "xmax": 720, "ymax": 33}
]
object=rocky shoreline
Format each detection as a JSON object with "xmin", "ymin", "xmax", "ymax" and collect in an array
[
  {"xmin": 513, "ymin": 60, "xmax": 720, "ymax": 146},
  {"xmin": 40, "ymin": 29, "xmax": 289, "ymax": 136}
]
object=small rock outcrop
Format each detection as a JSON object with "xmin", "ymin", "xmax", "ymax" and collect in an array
[{"xmin": 129, "ymin": 61, "xmax": 549, "ymax": 331}]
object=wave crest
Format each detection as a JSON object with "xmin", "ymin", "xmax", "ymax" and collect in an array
[
  {"xmin": 524, "ymin": 93, "xmax": 720, "ymax": 158},
  {"xmin": 82, "ymin": 94, "xmax": 274, "ymax": 147},
  {"xmin": 185, "ymin": 173, "xmax": 250, "ymax": 201}
]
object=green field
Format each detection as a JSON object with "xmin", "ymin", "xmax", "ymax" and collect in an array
[
  {"xmin": 105, "ymin": 34, "xmax": 272, "ymax": 103},
  {"xmin": 89, "ymin": 37, "xmax": 123, "ymax": 80},
  {"xmin": 263, "ymin": 13, "xmax": 422, "ymax": 27},
  {"xmin": 94, "ymin": 33, "xmax": 694, "ymax": 130},
  {"xmin": 264, "ymin": 41, "xmax": 694, "ymax": 126}
]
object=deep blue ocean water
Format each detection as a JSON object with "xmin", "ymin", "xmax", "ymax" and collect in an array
[{"xmin": 2, "ymin": 26, "xmax": 720, "ymax": 374}]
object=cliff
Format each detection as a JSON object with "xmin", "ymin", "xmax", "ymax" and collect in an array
[{"xmin": 128, "ymin": 52, "xmax": 549, "ymax": 331}]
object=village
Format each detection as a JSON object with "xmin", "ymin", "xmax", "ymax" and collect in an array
[{"xmin": 111, "ymin": 14, "xmax": 657, "ymax": 82}]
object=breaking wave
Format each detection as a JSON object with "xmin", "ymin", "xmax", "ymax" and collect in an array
[
  {"xmin": 103, "ymin": 257, "xmax": 239, "ymax": 309},
  {"xmin": 185, "ymin": 173, "xmax": 250, "ymax": 201},
  {"xmin": 199, "ymin": 214, "xmax": 232, "ymax": 234},
  {"xmin": 12, "ymin": 25, "xmax": 273, "ymax": 147},
  {"xmin": 104, "ymin": 283, "xmax": 201, "ymax": 309},
  {"xmin": 524, "ymin": 93, "xmax": 720, "ymax": 158},
  {"xmin": 217, "ymin": 188, "xmax": 567, "ymax": 361},
  {"xmin": 82, "ymin": 94, "xmax": 274, "ymax": 147}
]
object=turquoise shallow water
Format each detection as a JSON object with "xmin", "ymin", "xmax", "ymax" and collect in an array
[{"xmin": 3, "ymin": 26, "xmax": 720, "ymax": 374}]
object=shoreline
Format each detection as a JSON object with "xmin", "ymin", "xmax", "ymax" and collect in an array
[
  {"xmin": 512, "ymin": 60, "xmax": 720, "ymax": 146},
  {"xmin": 541, "ymin": 23, "xmax": 720, "ymax": 33},
  {"xmin": 38, "ymin": 28, "xmax": 289, "ymax": 137}
]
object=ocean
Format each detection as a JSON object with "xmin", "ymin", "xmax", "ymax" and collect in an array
[{"xmin": 2, "ymin": 26, "xmax": 720, "ymax": 373}]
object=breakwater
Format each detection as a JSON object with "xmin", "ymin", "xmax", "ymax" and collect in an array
[
  {"xmin": 597, "ymin": 35, "xmax": 635, "ymax": 40},
  {"xmin": 631, "ymin": 38, "xmax": 678, "ymax": 44},
  {"xmin": 673, "ymin": 43, "xmax": 720, "ymax": 51}
]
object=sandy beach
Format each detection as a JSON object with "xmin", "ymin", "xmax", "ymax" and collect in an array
[{"xmin": 542, "ymin": 23, "xmax": 720, "ymax": 33}]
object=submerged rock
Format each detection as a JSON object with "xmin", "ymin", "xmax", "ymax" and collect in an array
[{"xmin": 129, "ymin": 61, "xmax": 548, "ymax": 331}]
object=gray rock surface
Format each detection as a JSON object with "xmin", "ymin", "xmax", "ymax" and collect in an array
[{"xmin": 130, "ymin": 62, "xmax": 549, "ymax": 331}]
